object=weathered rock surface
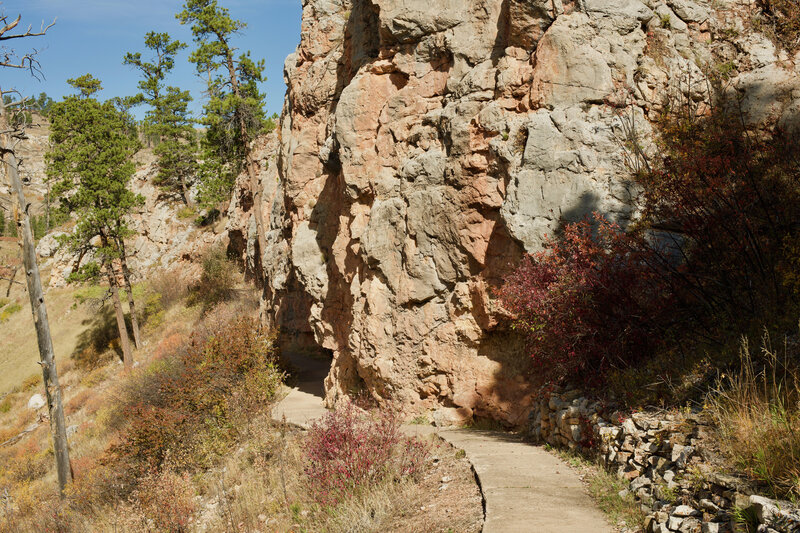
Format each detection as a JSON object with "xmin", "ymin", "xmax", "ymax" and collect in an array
[
  {"xmin": 45, "ymin": 152, "xmax": 225, "ymax": 287},
  {"xmin": 27, "ymin": 393, "xmax": 45, "ymax": 411},
  {"xmin": 229, "ymin": 0, "xmax": 800, "ymax": 422}
]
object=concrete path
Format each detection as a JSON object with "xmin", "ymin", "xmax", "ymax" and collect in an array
[
  {"xmin": 273, "ymin": 354, "xmax": 613, "ymax": 533},
  {"xmin": 437, "ymin": 429, "xmax": 612, "ymax": 533}
]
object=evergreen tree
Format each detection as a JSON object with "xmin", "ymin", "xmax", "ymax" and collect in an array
[
  {"xmin": 177, "ymin": 0, "xmax": 267, "ymax": 223},
  {"xmin": 0, "ymin": 209, "xmax": 5, "ymax": 236},
  {"xmin": 45, "ymin": 74, "xmax": 144, "ymax": 364},
  {"xmin": 35, "ymin": 92, "xmax": 54, "ymax": 116},
  {"xmin": 125, "ymin": 32, "xmax": 198, "ymax": 205}
]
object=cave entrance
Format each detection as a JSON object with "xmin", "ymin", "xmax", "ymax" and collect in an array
[{"xmin": 281, "ymin": 347, "xmax": 332, "ymax": 399}]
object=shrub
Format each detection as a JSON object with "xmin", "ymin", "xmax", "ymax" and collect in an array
[
  {"xmin": 176, "ymin": 206, "xmax": 197, "ymax": 220},
  {"xmin": 20, "ymin": 374, "xmax": 41, "ymax": 392},
  {"xmin": 148, "ymin": 268, "xmax": 189, "ymax": 310},
  {"xmin": 708, "ymin": 331, "xmax": 800, "ymax": 499},
  {"xmin": 303, "ymin": 403, "xmax": 429, "ymax": 507},
  {"xmin": 500, "ymin": 97, "xmax": 800, "ymax": 392},
  {"xmin": 498, "ymin": 214, "xmax": 671, "ymax": 387},
  {"xmin": 190, "ymin": 245, "xmax": 238, "ymax": 309},
  {"xmin": 64, "ymin": 389, "xmax": 92, "ymax": 416},
  {"xmin": 759, "ymin": 0, "xmax": 800, "ymax": 51},
  {"xmin": 130, "ymin": 469, "xmax": 197, "ymax": 532},
  {"xmin": 639, "ymin": 100, "xmax": 800, "ymax": 336},
  {"xmin": 108, "ymin": 316, "xmax": 283, "ymax": 476}
]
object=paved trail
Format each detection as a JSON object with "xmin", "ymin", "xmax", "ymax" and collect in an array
[{"xmin": 273, "ymin": 354, "xmax": 612, "ymax": 533}]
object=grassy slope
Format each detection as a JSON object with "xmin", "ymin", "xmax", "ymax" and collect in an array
[{"xmin": 0, "ymin": 240, "xmax": 94, "ymax": 394}]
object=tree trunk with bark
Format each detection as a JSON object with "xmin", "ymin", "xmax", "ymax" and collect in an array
[
  {"xmin": 115, "ymin": 237, "xmax": 141, "ymax": 349},
  {"xmin": 100, "ymin": 233, "xmax": 133, "ymax": 367},
  {"xmin": 108, "ymin": 270, "xmax": 133, "ymax": 368}
]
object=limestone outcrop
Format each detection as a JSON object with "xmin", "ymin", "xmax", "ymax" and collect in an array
[
  {"xmin": 230, "ymin": 0, "xmax": 800, "ymax": 423},
  {"xmin": 44, "ymin": 153, "xmax": 225, "ymax": 288}
]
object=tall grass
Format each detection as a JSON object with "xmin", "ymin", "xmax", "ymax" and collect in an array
[{"xmin": 708, "ymin": 331, "xmax": 800, "ymax": 500}]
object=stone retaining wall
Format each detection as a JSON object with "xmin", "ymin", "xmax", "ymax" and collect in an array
[{"xmin": 527, "ymin": 390, "xmax": 800, "ymax": 533}]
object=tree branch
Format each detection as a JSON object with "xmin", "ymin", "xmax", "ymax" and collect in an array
[{"xmin": 0, "ymin": 15, "xmax": 56, "ymax": 41}]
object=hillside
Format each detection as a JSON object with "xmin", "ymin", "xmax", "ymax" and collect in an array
[{"xmin": 3, "ymin": 0, "xmax": 800, "ymax": 531}]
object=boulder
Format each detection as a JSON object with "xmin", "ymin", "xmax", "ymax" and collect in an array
[{"xmin": 27, "ymin": 393, "xmax": 45, "ymax": 410}]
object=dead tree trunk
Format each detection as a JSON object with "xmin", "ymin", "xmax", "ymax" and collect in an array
[
  {"xmin": 3, "ymin": 132, "xmax": 71, "ymax": 496},
  {"xmin": 4, "ymin": 264, "xmax": 19, "ymax": 297}
]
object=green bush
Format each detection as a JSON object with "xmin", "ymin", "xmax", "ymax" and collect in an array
[
  {"xmin": 108, "ymin": 316, "xmax": 283, "ymax": 479},
  {"xmin": 190, "ymin": 245, "xmax": 238, "ymax": 309},
  {"xmin": 176, "ymin": 206, "xmax": 196, "ymax": 220}
]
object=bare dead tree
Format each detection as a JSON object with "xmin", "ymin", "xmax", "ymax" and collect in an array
[
  {"xmin": 0, "ymin": 9, "xmax": 70, "ymax": 497},
  {"xmin": 0, "ymin": 12, "xmax": 55, "ymax": 75}
]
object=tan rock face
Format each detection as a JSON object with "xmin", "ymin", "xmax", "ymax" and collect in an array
[{"xmin": 228, "ymin": 0, "xmax": 800, "ymax": 424}]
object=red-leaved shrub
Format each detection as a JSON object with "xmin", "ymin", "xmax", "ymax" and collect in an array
[
  {"xmin": 498, "ymin": 214, "xmax": 670, "ymax": 387},
  {"xmin": 130, "ymin": 469, "xmax": 197, "ymax": 533},
  {"xmin": 640, "ymin": 102, "xmax": 800, "ymax": 330},
  {"xmin": 303, "ymin": 403, "xmax": 428, "ymax": 507}
]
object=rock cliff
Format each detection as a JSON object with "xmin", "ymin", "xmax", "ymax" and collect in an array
[{"xmin": 230, "ymin": 0, "xmax": 800, "ymax": 423}]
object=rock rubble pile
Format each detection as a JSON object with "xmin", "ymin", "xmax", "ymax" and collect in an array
[{"xmin": 529, "ymin": 391, "xmax": 800, "ymax": 533}]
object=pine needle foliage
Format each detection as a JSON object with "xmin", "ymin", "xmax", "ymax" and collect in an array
[
  {"xmin": 125, "ymin": 32, "xmax": 198, "ymax": 205},
  {"xmin": 177, "ymin": 0, "xmax": 267, "ymax": 209},
  {"xmin": 45, "ymin": 74, "xmax": 143, "ymax": 278}
]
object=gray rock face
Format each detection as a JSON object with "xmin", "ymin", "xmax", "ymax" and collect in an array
[
  {"xmin": 229, "ymin": 0, "xmax": 800, "ymax": 423},
  {"xmin": 36, "ymin": 232, "xmax": 66, "ymax": 258}
]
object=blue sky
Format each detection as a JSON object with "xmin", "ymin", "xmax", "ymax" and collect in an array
[{"xmin": 0, "ymin": 0, "xmax": 302, "ymax": 118}]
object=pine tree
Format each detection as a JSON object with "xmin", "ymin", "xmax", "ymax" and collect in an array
[
  {"xmin": 177, "ymin": 0, "xmax": 268, "ymax": 261},
  {"xmin": 125, "ymin": 32, "xmax": 198, "ymax": 205},
  {"xmin": 35, "ymin": 92, "xmax": 54, "ymax": 116},
  {"xmin": 46, "ymin": 74, "xmax": 144, "ymax": 364},
  {"xmin": 0, "ymin": 209, "xmax": 6, "ymax": 235}
]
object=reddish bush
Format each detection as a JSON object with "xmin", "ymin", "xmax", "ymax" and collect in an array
[
  {"xmin": 641, "ymin": 102, "xmax": 800, "ymax": 332},
  {"xmin": 130, "ymin": 469, "xmax": 197, "ymax": 533},
  {"xmin": 498, "ymin": 214, "xmax": 670, "ymax": 387},
  {"xmin": 501, "ymin": 100, "xmax": 800, "ymax": 389},
  {"xmin": 303, "ymin": 403, "xmax": 428, "ymax": 507},
  {"xmin": 152, "ymin": 331, "xmax": 188, "ymax": 360}
]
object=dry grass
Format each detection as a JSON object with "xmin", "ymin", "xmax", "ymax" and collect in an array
[
  {"xmin": 707, "ymin": 331, "xmax": 800, "ymax": 500},
  {"xmin": 0, "ymin": 253, "xmax": 482, "ymax": 532},
  {"xmin": 0, "ymin": 240, "xmax": 97, "ymax": 394},
  {"xmin": 199, "ymin": 422, "xmax": 482, "ymax": 533},
  {"xmin": 551, "ymin": 446, "xmax": 647, "ymax": 531}
]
